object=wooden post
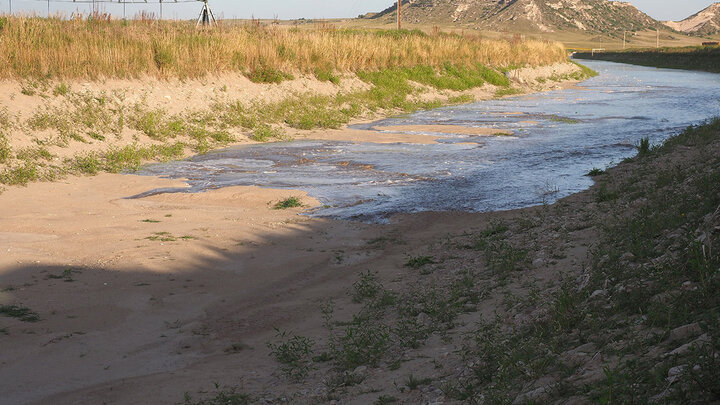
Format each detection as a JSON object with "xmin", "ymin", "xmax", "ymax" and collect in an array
[
  {"xmin": 397, "ymin": 0, "xmax": 401, "ymax": 30},
  {"xmin": 623, "ymin": 31, "xmax": 626, "ymax": 50},
  {"xmin": 656, "ymin": 29, "xmax": 659, "ymax": 48}
]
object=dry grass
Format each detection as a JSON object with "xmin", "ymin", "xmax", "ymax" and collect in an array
[{"xmin": 0, "ymin": 16, "xmax": 568, "ymax": 79}]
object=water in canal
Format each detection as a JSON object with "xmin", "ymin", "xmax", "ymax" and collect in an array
[{"xmin": 136, "ymin": 60, "xmax": 720, "ymax": 222}]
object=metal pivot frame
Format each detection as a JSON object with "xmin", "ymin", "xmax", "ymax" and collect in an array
[{"xmin": 196, "ymin": 0, "xmax": 216, "ymax": 28}]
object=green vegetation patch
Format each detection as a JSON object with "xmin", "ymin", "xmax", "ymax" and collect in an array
[
  {"xmin": 575, "ymin": 46, "xmax": 720, "ymax": 73},
  {"xmin": 273, "ymin": 196, "xmax": 303, "ymax": 210}
]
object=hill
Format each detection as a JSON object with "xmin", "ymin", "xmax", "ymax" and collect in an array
[
  {"xmin": 664, "ymin": 3, "xmax": 720, "ymax": 36},
  {"xmin": 371, "ymin": 0, "xmax": 665, "ymax": 35}
]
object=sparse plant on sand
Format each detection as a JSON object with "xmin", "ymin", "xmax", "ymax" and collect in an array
[{"xmin": 273, "ymin": 196, "xmax": 303, "ymax": 210}]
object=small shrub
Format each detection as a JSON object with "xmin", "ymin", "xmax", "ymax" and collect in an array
[{"xmin": 587, "ymin": 167, "xmax": 605, "ymax": 176}]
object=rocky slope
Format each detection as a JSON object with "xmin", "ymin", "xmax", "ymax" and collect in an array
[
  {"xmin": 665, "ymin": 3, "xmax": 720, "ymax": 36},
  {"xmin": 372, "ymin": 0, "xmax": 665, "ymax": 34}
]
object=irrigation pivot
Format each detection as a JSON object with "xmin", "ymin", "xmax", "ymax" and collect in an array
[{"xmin": 196, "ymin": 0, "xmax": 217, "ymax": 28}]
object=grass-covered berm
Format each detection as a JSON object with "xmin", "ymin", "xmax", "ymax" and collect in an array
[{"xmin": 0, "ymin": 16, "xmax": 592, "ymax": 190}]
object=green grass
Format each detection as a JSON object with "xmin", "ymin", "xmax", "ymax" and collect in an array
[
  {"xmin": 273, "ymin": 196, "xmax": 303, "ymax": 210},
  {"xmin": 251, "ymin": 125, "xmax": 285, "ymax": 142},
  {"xmin": 587, "ymin": 167, "xmax": 605, "ymax": 176},
  {"xmin": 494, "ymin": 87, "xmax": 524, "ymax": 97},
  {"xmin": 244, "ymin": 64, "xmax": 294, "ymax": 84}
]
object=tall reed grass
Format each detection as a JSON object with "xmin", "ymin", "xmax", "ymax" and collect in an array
[{"xmin": 0, "ymin": 16, "xmax": 568, "ymax": 79}]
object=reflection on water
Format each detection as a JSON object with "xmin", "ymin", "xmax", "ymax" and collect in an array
[{"xmin": 136, "ymin": 61, "xmax": 720, "ymax": 222}]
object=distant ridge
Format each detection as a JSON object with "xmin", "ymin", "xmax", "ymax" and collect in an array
[
  {"xmin": 664, "ymin": 3, "xmax": 720, "ymax": 36},
  {"xmin": 371, "ymin": 0, "xmax": 665, "ymax": 35}
]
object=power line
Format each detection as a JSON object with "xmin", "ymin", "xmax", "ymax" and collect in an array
[{"xmin": 4, "ymin": 0, "xmax": 203, "ymax": 20}]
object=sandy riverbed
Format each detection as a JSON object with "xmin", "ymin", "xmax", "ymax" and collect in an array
[{"xmin": 0, "ymin": 62, "xmax": 589, "ymax": 404}]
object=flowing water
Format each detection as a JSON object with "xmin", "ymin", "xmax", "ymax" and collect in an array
[{"xmin": 136, "ymin": 60, "xmax": 720, "ymax": 222}]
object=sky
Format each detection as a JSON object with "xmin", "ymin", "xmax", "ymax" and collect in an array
[{"xmin": 0, "ymin": 0, "xmax": 717, "ymax": 22}]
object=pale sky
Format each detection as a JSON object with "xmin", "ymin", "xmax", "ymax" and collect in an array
[{"xmin": 0, "ymin": 0, "xmax": 717, "ymax": 22}]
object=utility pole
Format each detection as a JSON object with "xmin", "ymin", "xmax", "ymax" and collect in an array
[
  {"xmin": 623, "ymin": 30, "xmax": 626, "ymax": 50},
  {"xmin": 9, "ymin": 0, "xmax": 11, "ymax": 14},
  {"xmin": 656, "ymin": 28, "xmax": 659, "ymax": 48},
  {"xmin": 397, "ymin": 0, "xmax": 402, "ymax": 30},
  {"xmin": 160, "ymin": 0, "xmax": 163, "ymax": 20}
]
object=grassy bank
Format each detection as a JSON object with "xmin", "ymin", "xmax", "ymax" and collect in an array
[
  {"xmin": 0, "ymin": 16, "xmax": 567, "ymax": 79},
  {"xmin": 574, "ymin": 46, "xmax": 720, "ymax": 73},
  {"xmin": 203, "ymin": 118, "xmax": 720, "ymax": 403},
  {"xmin": 0, "ymin": 17, "xmax": 591, "ymax": 190}
]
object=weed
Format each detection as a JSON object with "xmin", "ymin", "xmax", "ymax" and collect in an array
[
  {"xmin": 405, "ymin": 374, "xmax": 432, "ymax": 390},
  {"xmin": 404, "ymin": 255, "xmax": 436, "ymax": 269},
  {"xmin": 314, "ymin": 69, "xmax": 340, "ymax": 84},
  {"xmin": 547, "ymin": 114, "xmax": 580, "ymax": 124},
  {"xmin": 146, "ymin": 232, "xmax": 177, "ymax": 242},
  {"xmin": 273, "ymin": 196, "xmax": 302, "ymax": 210},
  {"xmin": 224, "ymin": 343, "xmax": 249, "ymax": 353},
  {"xmin": 46, "ymin": 268, "xmax": 76, "ymax": 282},
  {"xmin": 245, "ymin": 64, "xmax": 293, "ymax": 84},
  {"xmin": 330, "ymin": 315, "xmax": 391, "ymax": 370},
  {"xmin": 0, "ymin": 305, "xmax": 40, "ymax": 322},
  {"xmin": 0, "ymin": 136, "xmax": 11, "ymax": 164},
  {"xmin": 374, "ymin": 395, "xmax": 398, "ymax": 405},
  {"xmin": 53, "ymin": 83, "xmax": 69, "ymax": 96},
  {"xmin": 351, "ymin": 271, "xmax": 383, "ymax": 303},
  {"xmin": 182, "ymin": 386, "xmax": 252, "ymax": 405},
  {"xmin": 636, "ymin": 136, "xmax": 651, "ymax": 157},
  {"xmin": 495, "ymin": 87, "xmax": 523, "ymax": 97},
  {"xmin": 267, "ymin": 328, "xmax": 315, "ymax": 381},
  {"xmin": 587, "ymin": 167, "xmax": 605, "ymax": 176},
  {"xmin": 0, "ymin": 162, "xmax": 38, "ymax": 185},
  {"xmin": 251, "ymin": 125, "xmax": 285, "ymax": 142},
  {"xmin": 153, "ymin": 44, "xmax": 174, "ymax": 71}
]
